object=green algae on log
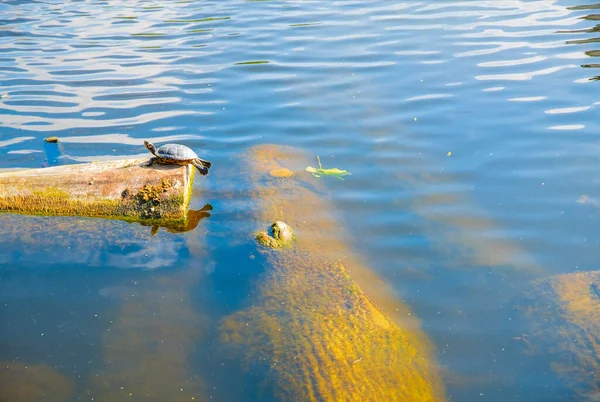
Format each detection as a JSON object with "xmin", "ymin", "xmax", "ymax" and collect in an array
[
  {"xmin": 517, "ymin": 270, "xmax": 600, "ymax": 399},
  {"xmin": 220, "ymin": 144, "xmax": 446, "ymax": 402},
  {"xmin": 0, "ymin": 159, "xmax": 195, "ymax": 223}
]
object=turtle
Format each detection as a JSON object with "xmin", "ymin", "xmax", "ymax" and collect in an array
[{"xmin": 144, "ymin": 141, "xmax": 212, "ymax": 176}]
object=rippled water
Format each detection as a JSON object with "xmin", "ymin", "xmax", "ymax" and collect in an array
[{"xmin": 2, "ymin": 1, "xmax": 600, "ymax": 401}]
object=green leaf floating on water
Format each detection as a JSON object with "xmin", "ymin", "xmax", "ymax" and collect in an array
[{"xmin": 306, "ymin": 156, "xmax": 351, "ymax": 180}]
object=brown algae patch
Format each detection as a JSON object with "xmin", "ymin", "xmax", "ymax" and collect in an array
[
  {"xmin": 220, "ymin": 144, "xmax": 446, "ymax": 401},
  {"xmin": 0, "ymin": 362, "xmax": 73, "ymax": 402},
  {"xmin": 520, "ymin": 270, "xmax": 600, "ymax": 398},
  {"xmin": 269, "ymin": 167, "xmax": 294, "ymax": 178}
]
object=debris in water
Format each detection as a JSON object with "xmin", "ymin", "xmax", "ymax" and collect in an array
[{"xmin": 305, "ymin": 156, "xmax": 351, "ymax": 180}]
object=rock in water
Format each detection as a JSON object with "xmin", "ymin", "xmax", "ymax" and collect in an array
[{"xmin": 272, "ymin": 221, "xmax": 293, "ymax": 241}]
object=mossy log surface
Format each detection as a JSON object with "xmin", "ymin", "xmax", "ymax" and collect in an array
[
  {"xmin": 0, "ymin": 159, "xmax": 194, "ymax": 223},
  {"xmin": 520, "ymin": 270, "xmax": 600, "ymax": 398},
  {"xmin": 220, "ymin": 145, "xmax": 446, "ymax": 402}
]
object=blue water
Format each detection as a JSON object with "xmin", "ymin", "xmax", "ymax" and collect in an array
[{"xmin": 1, "ymin": 1, "xmax": 600, "ymax": 400}]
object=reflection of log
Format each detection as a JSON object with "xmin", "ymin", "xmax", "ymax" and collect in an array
[
  {"xmin": 520, "ymin": 270, "xmax": 600, "ymax": 398},
  {"xmin": 220, "ymin": 145, "xmax": 446, "ymax": 402},
  {"xmin": 0, "ymin": 159, "xmax": 194, "ymax": 223},
  {"xmin": 0, "ymin": 214, "xmax": 192, "ymax": 269}
]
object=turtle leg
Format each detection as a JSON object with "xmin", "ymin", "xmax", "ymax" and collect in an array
[
  {"xmin": 146, "ymin": 157, "xmax": 157, "ymax": 167},
  {"xmin": 192, "ymin": 159, "xmax": 209, "ymax": 176},
  {"xmin": 196, "ymin": 157, "xmax": 211, "ymax": 169}
]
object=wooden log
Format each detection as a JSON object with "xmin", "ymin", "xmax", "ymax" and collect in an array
[
  {"xmin": 0, "ymin": 159, "xmax": 194, "ymax": 223},
  {"xmin": 219, "ymin": 144, "xmax": 446, "ymax": 402}
]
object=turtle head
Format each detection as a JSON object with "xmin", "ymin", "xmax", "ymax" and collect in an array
[{"xmin": 144, "ymin": 141, "xmax": 156, "ymax": 154}]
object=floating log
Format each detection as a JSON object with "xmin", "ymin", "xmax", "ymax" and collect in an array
[
  {"xmin": 219, "ymin": 145, "xmax": 446, "ymax": 402},
  {"xmin": 0, "ymin": 159, "xmax": 195, "ymax": 223}
]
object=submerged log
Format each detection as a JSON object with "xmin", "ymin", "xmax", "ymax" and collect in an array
[
  {"xmin": 0, "ymin": 362, "xmax": 73, "ymax": 402},
  {"xmin": 0, "ymin": 159, "xmax": 195, "ymax": 223},
  {"xmin": 0, "ymin": 210, "xmax": 213, "ymax": 401},
  {"xmin": 219, "ymin": 145, "xmax": 446, "ymax": 402},
  {"xmin": 518, "ymin": 270, "xmax": 600, "ymax": 399}
]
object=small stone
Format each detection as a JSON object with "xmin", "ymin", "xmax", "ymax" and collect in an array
[
  {"xmin": 271, "ymin": 221, "xmax": 293, "ymax": 242},
  {"xmin": 269, "ymin": 168, "xmax": 294, "ymax": 178},
  {"xmin": 256, "ymin": 222, "xmax": 294, "ymax": 249}
]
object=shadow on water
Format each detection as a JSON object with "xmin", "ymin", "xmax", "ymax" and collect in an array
[{"xmin": 559, "ymin": 3, "xmax": 600, "ymax": 81}]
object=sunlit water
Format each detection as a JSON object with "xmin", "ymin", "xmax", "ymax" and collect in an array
[{"xmin": 1, "ymin": 0, "xmax": 600, "ymax": 401}]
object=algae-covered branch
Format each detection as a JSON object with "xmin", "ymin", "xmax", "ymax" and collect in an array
[{"xmin": 0, "ymin": 159, "xmax": 195, "ymax": 223}]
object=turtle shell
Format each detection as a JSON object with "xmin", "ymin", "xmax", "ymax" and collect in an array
[{"xmin": 156, "ymin": 143, "xmax": 198, "ymax": 161}]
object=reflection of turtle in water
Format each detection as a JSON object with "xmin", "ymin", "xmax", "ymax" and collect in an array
[
  {"xmin": 144, "ymin": 141, "xmax": 212, "ymax": 176},
  {"xmin": 148, "ymin": 203, "xmax": 213, "ymax": 235}
]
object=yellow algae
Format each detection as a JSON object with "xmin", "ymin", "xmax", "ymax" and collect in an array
[
  {"xmin": 521, "ymin": 270, "xmax": 600, "ymax": 398},
  {"xmin": 0, "ymin": 362, "xmax": 73, "ymax": 402},
  {"xmin": 269, "ymin": 167, "xmax": 294, "ymax": 178},
  {"xmin": 219, "ymin": 144, "xmax": 446, "ymax": 402},
  {"xmin": 32, "ymin": 186, "xmax": 68, "ymax": 199},
  {"xmin": 87, "ymin": 240, "xmax": 211, "ymax": 401}
]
